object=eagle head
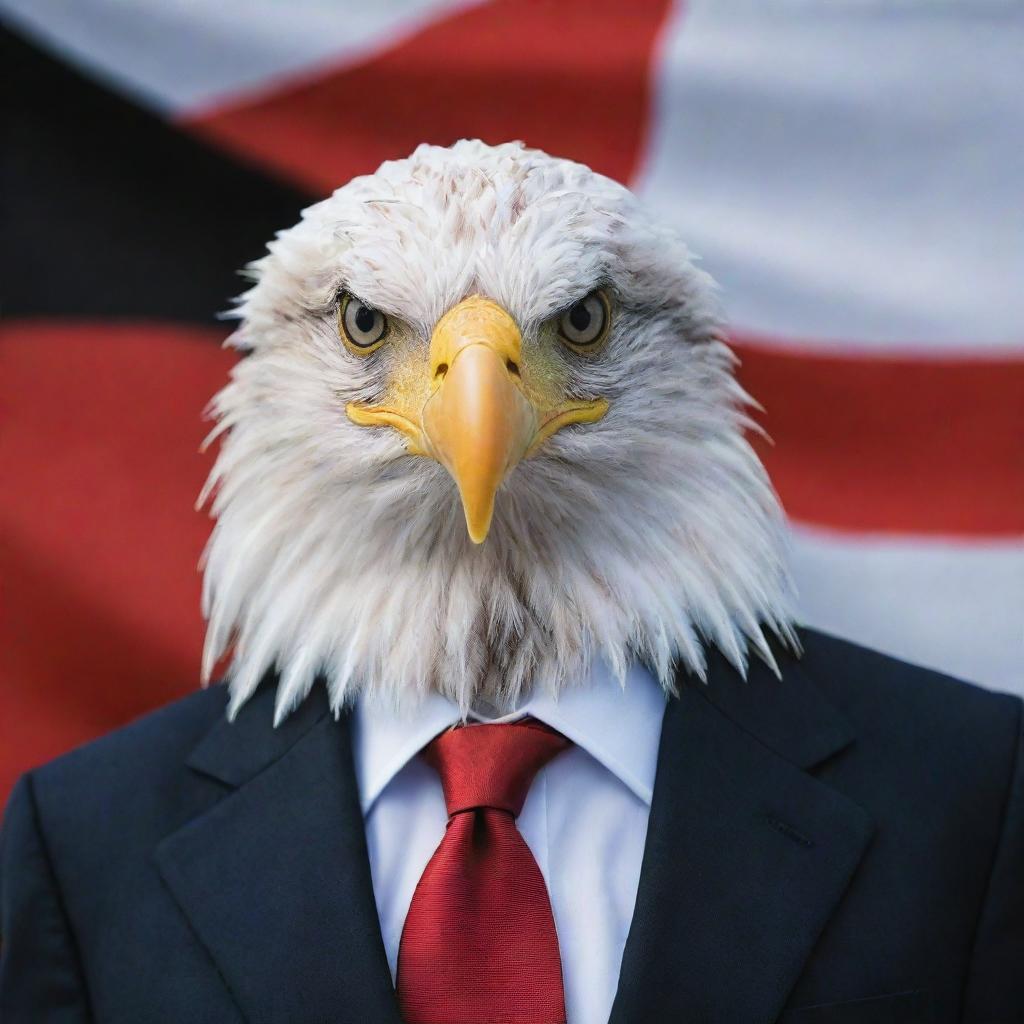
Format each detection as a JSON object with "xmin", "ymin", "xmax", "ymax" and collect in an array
[{"xmin": 201, "ymin": 140, "xmax": 795, "ymax": 721}]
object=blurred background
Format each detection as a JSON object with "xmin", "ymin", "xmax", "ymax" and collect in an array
[{"xmin": 2, "ymin": 0, "xmax": 1021, "ymax": 804}]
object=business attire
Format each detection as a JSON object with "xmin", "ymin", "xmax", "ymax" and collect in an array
[
  {"xmin": 354, "ymin": 659, "xmax": 665, "ymax": 1024},
  {"xmin": 1, "ymin": 629, "xmax": 1022, "ymax": 1023}
]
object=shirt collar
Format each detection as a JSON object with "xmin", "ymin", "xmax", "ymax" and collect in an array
[{"xmin": 351, "ymin": 660, "xmax": 667, "ymax": 815}]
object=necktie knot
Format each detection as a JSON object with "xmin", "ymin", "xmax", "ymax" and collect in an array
[{"xmin": 423, "ymin": 718, "xmax": 570, "ymax": 818}]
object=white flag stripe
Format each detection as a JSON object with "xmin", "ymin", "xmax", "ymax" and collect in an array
[
  {"xmin": 638, "ymin": 0, "xmax": 1024, "ymax": 352},
  {"xmin": 0, "ymin": 0, "xmax": 478, "ymax": 113},
  {"xmin": 790, "ymin": 525, "xmax": 1024, "ymax": 697}
]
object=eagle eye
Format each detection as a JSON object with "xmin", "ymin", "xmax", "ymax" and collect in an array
[
  {"xmin": 339, "ymin": 293, "xmax": 388, "ymax": 354},
  {"xmin": 558, "ymin": 290, "xmax": 610, "ymax": 350}
]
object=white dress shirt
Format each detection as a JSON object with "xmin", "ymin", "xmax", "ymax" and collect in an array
[{"xmin": 351, "ymin": 661, "xmax": 667, "ymax": 1024}]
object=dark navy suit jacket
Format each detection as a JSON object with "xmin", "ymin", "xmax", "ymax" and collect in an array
[{"xmin": 2, "ymin": 630, "xmax": 1022, "ymax": 1023}]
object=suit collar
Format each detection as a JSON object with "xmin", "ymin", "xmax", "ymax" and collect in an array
[
  {"xmin": 610, "ymin": 642, "xmax": 873, "ymax": 1023},
  {"xmin": 692, "ymin": 641, "xmax": 857, "ymax": 770},
  {"xmin": 184, "ymin": 675, "xmax": 333, "ymax": 788}
]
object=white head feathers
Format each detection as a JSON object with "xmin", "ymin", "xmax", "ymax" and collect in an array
[{"xmin": 200, "ymin": 140, "xmax": 797, "ymax": 722}]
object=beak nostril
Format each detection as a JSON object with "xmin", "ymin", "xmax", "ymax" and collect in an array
[
  {"xmin": 435, "ymin": 362, "xmax": 449, "ymax": 380},
  {"xmin": 506, "ymin": 359, "xmax": 520, "ymax": 377}
]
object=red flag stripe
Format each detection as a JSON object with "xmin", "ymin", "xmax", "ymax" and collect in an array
[
  {"xmin": 0, "ymin": 321, "xmax": 232, "ymax": 794},
  {"xmin": 184, "ymin": 0, "xmax": 673, "ymax": 193},
  {"xmin": 734, "ymin": 335, "xmax": 1024, "ymax": 537}
]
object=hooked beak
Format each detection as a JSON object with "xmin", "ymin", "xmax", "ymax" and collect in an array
[
  {"xmin": 421, "ymin": 298, "xmax": 536, "ymax": 543},
  {"xmin": 347, "ymin": 296, "xmax": 607, "ymax": 543}
]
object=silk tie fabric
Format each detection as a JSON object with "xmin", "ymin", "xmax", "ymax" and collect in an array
[{"xmin": 396, "ymin": 718, "xmax": 571, "ymax": 1024}]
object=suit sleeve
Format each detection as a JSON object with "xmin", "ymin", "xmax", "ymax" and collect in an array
[
  {"xmin": 0, "ymin": 773, "xmax": 93, "ymax": 1023},
  {"xmin": 962, "ymin": 696, "xmax": 1024, "ymax": 1022}
]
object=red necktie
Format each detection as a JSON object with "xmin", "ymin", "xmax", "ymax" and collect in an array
[{"xmin": 396, "ymin": 718, "xmax": 571, "ymax": 1024}]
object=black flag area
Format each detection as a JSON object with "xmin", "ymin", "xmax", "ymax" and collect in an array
[{"xmin": 1, "ymin": 25, "xmax": 313, "ymax": 323}]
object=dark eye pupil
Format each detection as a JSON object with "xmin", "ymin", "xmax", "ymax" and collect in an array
[
  {"xmin": 569, "ymin": 303, "xmax": 592, "ymax": 332},
  {"xmin": 354, "ymin": 305, "xmax": 376, "ymax": 334}
]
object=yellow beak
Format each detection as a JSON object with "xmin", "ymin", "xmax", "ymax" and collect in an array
[
  {"xmin": 421, "ymin": 297, "xmax": 536, "ymax": 543},
  {"xmin": 346, "ymin": 295, "xmax": 609, "ymax": 543}
]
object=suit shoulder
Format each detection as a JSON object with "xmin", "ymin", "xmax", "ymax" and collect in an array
[
  {"xmin": 796, "ymin": 627, "xmax": 1020, "ymax": 713},
  {"xmin": 24, "ymin": 685, "xmax": 229, "ymax": 839},
  {"xmin": 795, "ymin": 628, "xmax": 1021, "ymax": 761}
]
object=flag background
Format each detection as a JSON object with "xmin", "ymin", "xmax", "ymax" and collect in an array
[{"xmin": 2, "ymin": 0, "xmax": 1021, "ymax": 804}]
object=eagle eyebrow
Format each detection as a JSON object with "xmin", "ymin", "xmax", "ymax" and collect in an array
[
  {"xmin": 547, "ymin": 281, "xmax": 614, "ymax": 320},
  {"xmin": 329, "ymin": 286, "xmax": 412, "ymax": 330}
]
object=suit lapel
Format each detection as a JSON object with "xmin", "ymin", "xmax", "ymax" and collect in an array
[
  {"xmin": 154, "ymin": 648, "xmax": 869, "ymax": 1024},
  {"xmin": 610, "ymin": 648, "xmax": 874, "ymax": 1024},
  {"xmin": 156, "ymin": 679, "xmax": 402, "ymax": 1024}
]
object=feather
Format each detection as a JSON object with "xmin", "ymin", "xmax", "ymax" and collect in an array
[{"xmin": 199, "ymin": 140, "xmax": 797, "ymax": 719}]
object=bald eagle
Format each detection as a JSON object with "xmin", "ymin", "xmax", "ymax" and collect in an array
[{"xmin": 199, "ymin": 140, "xmax": 798, "ymax": 722}]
